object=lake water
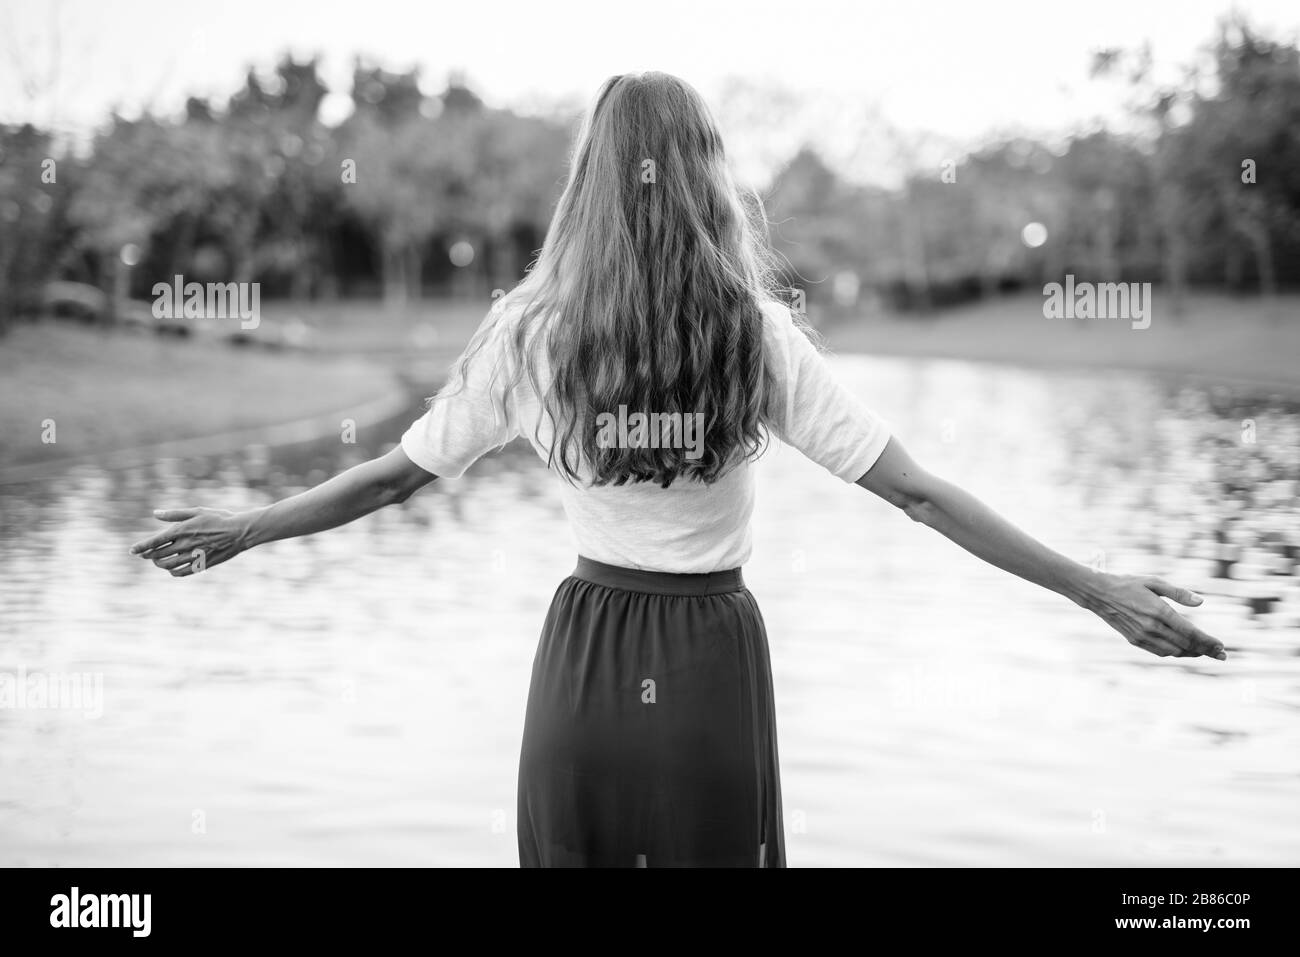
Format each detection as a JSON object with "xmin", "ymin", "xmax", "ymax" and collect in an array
[{"xmin": 2, "ymin": 355, "xmax": 1298, "ymax": 867}]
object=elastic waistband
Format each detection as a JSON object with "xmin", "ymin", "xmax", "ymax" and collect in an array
[{"xmin": 572, "ymin": 556, "xmax": 745, "ymax": 597}]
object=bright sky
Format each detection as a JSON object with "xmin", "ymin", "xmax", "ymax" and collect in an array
[{"xmin": 2, "ymin": 0, "xmax": 1296, "ymax": 182}]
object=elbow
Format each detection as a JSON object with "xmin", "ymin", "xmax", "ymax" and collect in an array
[
  {"xmin": 369, "ymin": 450, "xmax": 437, "ymax": 508},
  {"xmin": 382, "ymin": 480, "xmax": 419, "ymax": 506},
  {"xmin": 375, "ymin": 475, "xmax": 420, "ymax": 507},
  {"xmin": 897, "ymin": 489, "xmax": 938, "ymax": 527}
]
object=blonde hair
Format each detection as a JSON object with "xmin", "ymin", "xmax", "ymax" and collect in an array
[{"xmin": 447, "ymin": 72, "xmax": 785, "ymax": 487}]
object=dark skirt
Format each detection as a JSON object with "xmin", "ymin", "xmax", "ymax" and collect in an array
[{"xmin": 517, "ymin": 556, "xmax": 785, "ymax": 867}]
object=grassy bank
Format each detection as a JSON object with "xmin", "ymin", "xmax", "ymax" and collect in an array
[
  {"xmin": 818, "ymin": 292, "xmax": 1300, "ymax": 390},
  {"xmin": 0, "ymin": 322, "xmax": 407, "ymax": 469},
  {"xmin": 0, "ymin": 297, "xmax": 498, "ymax": 471},
  {"xmin": 262, "ymin": 296, "xmax": 489, "ymax": 357}
]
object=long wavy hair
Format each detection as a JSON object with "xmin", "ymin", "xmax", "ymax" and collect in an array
[{"xmin": 443, "ymin": 72, "xmax": 793, "ymax": 487}]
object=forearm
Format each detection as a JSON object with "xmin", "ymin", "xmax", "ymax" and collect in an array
[
  {"xmin": 856, "ymin": 438, "xmax": 1224, "ymax": 659},
  {"xmin": 239, "ymin": 456, "xmax": 424, "ymax": 550},
  {"xmin": 905, "ymin": 475, "xmax": 1105, "ymax": 608}
]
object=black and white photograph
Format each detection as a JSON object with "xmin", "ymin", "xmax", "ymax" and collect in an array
[{"xmin": 0, "ymin": 0, "xmax": 1297, "ymax": 932}]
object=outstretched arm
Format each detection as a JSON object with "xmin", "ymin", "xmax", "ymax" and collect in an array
[
  {"xmin": 129, "ymin": 446, "xmax": 437, "ymax": 577},
  {"xmin": 857, "ymin": 437, "xmax": 1227, "ymax": 660}
]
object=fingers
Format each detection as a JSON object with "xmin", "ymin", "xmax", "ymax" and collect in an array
[
  {"xmin": 137, "ymin": 538, "xmax": 189, "ymax": 559},
  {"xmin": 130, "ymin": 507, "xmax": 203, "ymax": 555},
  {"xmin": 130, "ymin": 527, "xmax": 180, "ymax": 555},
  {"xmin": 1146, "ymin": 578, "xmax": 1203, "ymax": 607},
  {"xmin": 1137, "ymin": 579, "xmax": 1227, "ymax": 660},
  {"xmin": 153, "ymin": 507, "xmax": 203, "ymax": 522},
  {"xmin": 1132, "ymin": 633, "xmax": 1184, "ymax": 657},
  {"xmin": 156, "ymin": 554, "xmax": 204, "ymax": 577},
  {"xmin": 1156, "ymin": 608, "xmax": 1228, "ymax": 660},
  {"xmin": 129, "ymin": 508, "xmax": 202, "ymax": 553},
  {"xmin": 1150, "ymin": 628, "xmax": 1201, "ymax": 657}
]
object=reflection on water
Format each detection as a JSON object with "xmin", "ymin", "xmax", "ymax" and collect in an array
[{"xmin": 1, "ymin": 356, "xmax": 1298, "ymax": 866}]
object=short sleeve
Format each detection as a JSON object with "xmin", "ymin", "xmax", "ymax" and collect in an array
[
  {"xmin": 399, "ymin": 316, "xmax": 523, "ymax": 479},
  {"xmin": 761, "ymin": 301, "xmax": 891, "ymax": 482}
]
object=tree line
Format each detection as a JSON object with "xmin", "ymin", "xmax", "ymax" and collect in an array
[{"xmin": 0, "ymin": 16, "xmax": 1296, "ymax": 333}]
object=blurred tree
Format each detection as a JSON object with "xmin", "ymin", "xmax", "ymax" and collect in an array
[
  {"xmin": 1190, "ymin": 19, "xmax": 1300, "ymax": 298},
  {"xmin": 338, "ymin": 110, "xmax": 442, "ymax": 304},
  {"xmin": 64, "ymin": 115, "xmax": 224, "ymax": 321},
  {"xmin": 12, "ymin": 19, "xmax": 1296, "ymax": 326},
  {"xmin": 0, "ymin": 124, "xmax": 59, "ymax": 332},
  {"xmin": 766, "ymin": 147, "xmax": 882, "ymax": 306},
  {"xmin": 1092, "ymin": 17, "xmax": 1300, "ymax": 305},
  {"xmin": 350, "ymin": 62, "xmax": 425, "ymax": 124},
  {"xmin": 226, "ymin": 56, "xmax": 336, "ymax": 298}
]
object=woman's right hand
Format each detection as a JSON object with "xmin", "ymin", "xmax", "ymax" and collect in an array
[{"xmin": 129, "ymin": 506, "xmax": 252, "ymax": 578}]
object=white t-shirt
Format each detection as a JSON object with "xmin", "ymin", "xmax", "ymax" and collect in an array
[{"xmin": 400, "ymin": 299, "xmax": 891, "ymax": 572}]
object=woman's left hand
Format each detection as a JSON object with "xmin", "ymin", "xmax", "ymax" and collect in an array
[
  {"xmin": 1083, "ymin": 574, "xmax": 1228, "ymax": 660},
  {"xmin": 129, "ymin": 507, "xmax": 250, "ymax": 577}
]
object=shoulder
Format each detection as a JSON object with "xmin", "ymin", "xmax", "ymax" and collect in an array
[
  {"xmin": 757, "ymin": 297, "xmax": 791, "ymax": 326},
  {"xmin": 481, "ymin": 289, "xmax": 529, "ymax": 338},
  {"xmin": 757, "ymin": 298, "xmax": 793, "ymax": 347},
  {"xmin": 757, "ymin": 297, "xmax": 821, "ymax": 360},
  {"xmin": 461, "ymin": 290, "xmax": 542, "ymax": 368}
]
